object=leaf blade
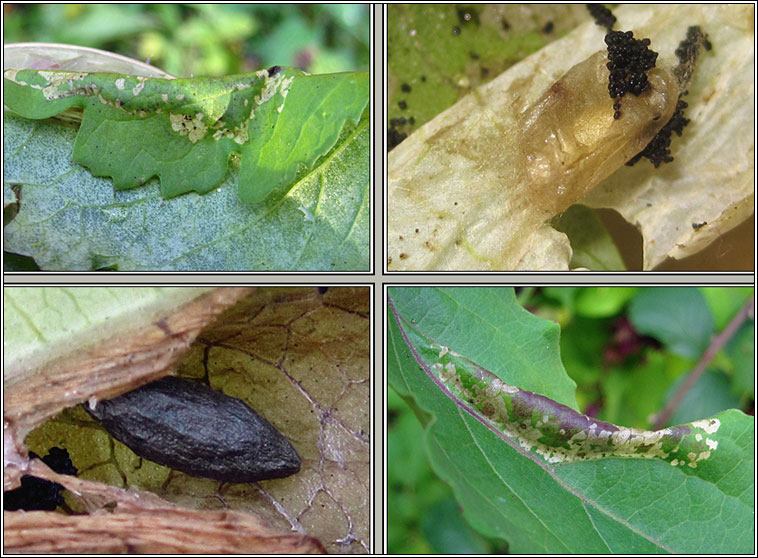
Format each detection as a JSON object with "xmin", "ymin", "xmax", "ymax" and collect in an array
[
  {"xmin": 3, "ymin": 67, "xmax": 368, "ymax": 203},
  {"xmin": 388, "ymin": 287, "xmax": 755, "ymax": 553},
  {"xmin": 3, "ymin": 111, "xmax": 369, "ymax": 271}
]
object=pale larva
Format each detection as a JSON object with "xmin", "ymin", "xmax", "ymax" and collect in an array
[{"xmin": 387, "ymin": 44, "xmax": 680, "ymax": 271}]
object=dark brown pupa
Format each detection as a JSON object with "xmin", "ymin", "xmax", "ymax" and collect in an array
[{"xmin": 85, "ymin": 376, "xmax": 301, "ymax": 483}]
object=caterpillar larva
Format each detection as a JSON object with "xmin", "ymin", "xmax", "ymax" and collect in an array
[{"xmin": 387, "ymin": 40, "xmax": 680, "ymax": 271}]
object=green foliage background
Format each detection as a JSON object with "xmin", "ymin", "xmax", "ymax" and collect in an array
[
  {"xmin": 3, "ymin": 3, "xmax": 369, "ymax": 77},
  {"xmin": 387, "ymin": 286, "xmax": 754, "ymax": 554}
]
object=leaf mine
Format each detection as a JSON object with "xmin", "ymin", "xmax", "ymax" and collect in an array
[
  {"xmin": 3, "ymin": 66, "xmax": 367, "ymax": 202},
  {"xmin": 399, "ymin": 310, "xmax": 725, "ymax": 469}
]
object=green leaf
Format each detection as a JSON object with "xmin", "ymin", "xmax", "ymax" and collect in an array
[
  {"xmin": 628, "ymin": 288, "xmax": 714, "ymax": 359},
  {"xmin": 3, "ymin": 67, "xmax": 368, "ymax": 203},
  {"xmin": 388, "ymin": 287, "xmax": 754, "ymax": 554},
  {"xmin": 240, "ymin": 71, "xmax": 369, "ymax": 203},
  {"xmin": 388, "ymin": 287, "xmax": 578, "ymax": 408},
  {"xmin": 551, "ymin": 205, "xmax": 627, "ymax": 270},
  {"xmin": 573, "ymin": 286, "xmax": 637, "ymax": 318},
  {"xmin": 387, "ymin": 4, "xmax": 577, "ymax": 137},
  {"xmin": 4, "ymin": 287, "xmax": 214, "ymax": 379},
  {"xmin": 3, "ymin": 111, "xmax": 369, "ymax": 271}
]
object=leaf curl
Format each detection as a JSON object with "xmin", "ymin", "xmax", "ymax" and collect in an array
[
  {"xmin": 392, "ymin": 295, "xmax": 725, "ymax": 469},
  {"xmin": 3, "ymin": 67, "xmax": 368, "ymax": 203}
]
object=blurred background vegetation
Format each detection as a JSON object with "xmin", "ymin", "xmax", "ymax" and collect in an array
[
  {"xmin": 3, "ymin": 3, "xmax": 369, "ymax": 77},
  {"xmin": 388, "ymin": 286, "xmax": 754, "ymax": 553}
]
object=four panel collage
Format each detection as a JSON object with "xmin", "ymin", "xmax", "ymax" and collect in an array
[{"xmin": 1, "ymin": 3, "xmax": 754, "ymax": 556}]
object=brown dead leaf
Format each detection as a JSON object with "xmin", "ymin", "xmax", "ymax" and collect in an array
[{"xmin": 9, "ymin": 287, "xmax": 371, "ymax": 554}]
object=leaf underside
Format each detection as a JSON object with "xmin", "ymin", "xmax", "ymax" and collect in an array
[
  {"xmin": 3, "ymin": 68, "xmax": 369, "ymax": 203},
  {"xmin": 3, "ymin": 110, "xmax": 369, "ymax": 271}
]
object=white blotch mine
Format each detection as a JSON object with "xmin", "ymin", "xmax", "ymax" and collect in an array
[
  {"xmin": 170, "ymin": 112, "xmax": 208, "ymax": 143},
  {"xmin": 485, "ymin": 379, "xmax": 504, "ymax": 397},
  {"xmin": 277, "ymin": 75, "xmax": 296, "ymax": 113},
  {"xmin": 280, "ymin": 75, "xmax": 295, "ymax": 98},
  {"xmin": 692, "ymin": 418, "xmax": 721, "ymax": 435},
  {"xmin": 132, "ymin": 76, "xmax": 147, "ymax": 96},
  {"xmin": 115, "ymin": 78, "xmax": 125, "ymax": 90},
  {"xmin": 27, "ymin": 71, "xmax": 89, "ymax": 100},
  {"xmin": 161, "ymin": 93, "xmax": 169, "ymax": 102},
  {"xmin": 254, "ymin": 72, "xmax": 294, "ymax": 110},
  {"xmin": 212, "ymin": 122, "xmax": 248, "ymax": 144}
]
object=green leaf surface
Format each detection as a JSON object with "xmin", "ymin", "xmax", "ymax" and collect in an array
[
  {"xmin": 387, "ymin": 4, "xmax": 587, "ymax": 138},
  {"xmin": 629, "ymin": 288, "xmax": 714, "ymax": 359},
  {"xmin": 388, "ymin": 287, "xmax": 754, "ymax": 554},
  {"xmin": 4, "ymin": 287, "xmax": 214, "ymax": 382},
  {"xmin": 727, "ymin": 321, "xmax": 755, "ymax": 397},
  {"xmin": 388, "ymin": 287, "xmax": 577, "ymax": 409},
  {"xmin": 551, "ymin": 205, "xmax": 627, "ymax": 271},
  {"xmin": 4, "ymin": 68, "xmax": 368, "ymax": 204},
  {"xmin": 3, "ymin": 110, "xmax": 369, "ymax": 270}
]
